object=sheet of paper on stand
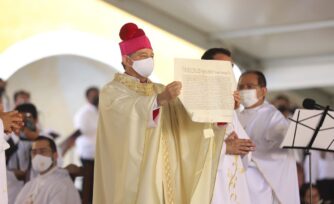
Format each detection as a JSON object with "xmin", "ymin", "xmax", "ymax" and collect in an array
[
  {"xmin": 174, "ymin": 58, "xmax": 236, "ymax": 123},
  {"xmin": 281, "ymin": 109, "xmax": 334, "ymax": 151}
]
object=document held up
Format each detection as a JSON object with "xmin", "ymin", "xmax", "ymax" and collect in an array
[{"xmin": 174, "ymin": 58, "xmax": 236, "ymax": 123}]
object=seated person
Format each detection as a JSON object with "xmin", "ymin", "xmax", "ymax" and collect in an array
[
  {"xmin": 15, "ymin": 136, "xmax": 81, "ymax": 204},
  {"xmin": 300, "ymin": 183, "xmax": 324, "ymax": 204},
  {"xmin": 6, "ymin": 103, "xmax": 40, "ymax": 204}
]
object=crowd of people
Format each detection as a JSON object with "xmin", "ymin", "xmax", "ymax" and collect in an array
[
  {"xmin": 0, "ymin": 22, "xmax": 334, "ymax": 204},
  {"xmin": 0, "ymin": 79, "xmax": 98, "ymax": 204}
]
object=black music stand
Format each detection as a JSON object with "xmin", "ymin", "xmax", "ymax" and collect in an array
[{"xmin": 281, "ymin": 107, "xmax": 334, "ymax": 204}]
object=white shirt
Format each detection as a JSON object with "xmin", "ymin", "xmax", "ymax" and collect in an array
[
  {"xmin": 15, "ymin": 167, "xmax": 81, "ymax": 204},
  {"xmin": 237, "ymin": 101, "xmax": 300, "ymax": 204},
  {"xmin": 7, "ymin": 170, "xmax": 24, "ymax": 204},
  {"xmin": 7, "ymin": 135, "xmax": 31, "ymax": 172},
  {"xmin": 0, "ymin": 119, "xmax": 10, "ymax": 204},
  {"xmin": 74, "ymin": 103, "xmax": 98, "ymax": 160},
  {"xmin": 212, "ymin": 112, "xmax": 251, "ymax": 204}
]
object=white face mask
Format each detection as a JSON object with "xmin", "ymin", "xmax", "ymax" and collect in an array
[
  {"xmin": 131, "ymin": 57, "xmax": 154, "ymax": 78},
  {"xmin": 239, "ymin": 89, "xmax": 259, "ymax": 108},
  {"xmin": 32, "ymin": 154, "xmax": 53, "ymax": 173}
]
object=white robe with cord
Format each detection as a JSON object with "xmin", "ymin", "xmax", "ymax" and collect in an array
[
  {"xmin": 15, "ymin": 167, "xmax": 81, "ymax": 204},
  {"xmin": 211, "ymin": 112, "xmax": 252, "ymax": 204},
  {"xmin": 237, "ymin": 101, "xmax": 300, "ymax": 204}
]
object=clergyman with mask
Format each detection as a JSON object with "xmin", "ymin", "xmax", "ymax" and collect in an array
[
  {"xmin": 236, "ymin": 70, "xmax": 300, "ymax": 204},
  {"xmin": 14, "ymin": 136, "xmax": 81, "ymax": 204},
  {"xmin": 93, "ymin": 22, "xmax": 227, "ymax": 204}
]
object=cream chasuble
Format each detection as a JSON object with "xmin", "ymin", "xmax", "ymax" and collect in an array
[{"xmin": 93, "ymin": 73, "xmax": 225, "ymax": 204}]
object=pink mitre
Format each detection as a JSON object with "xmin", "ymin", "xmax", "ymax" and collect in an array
[{"xmin": 119, "ymin": 22, "xmax": 152, "ymax": 56}]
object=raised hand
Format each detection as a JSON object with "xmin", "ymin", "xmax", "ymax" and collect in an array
[
  {"xmin": 157, "ymin": 81, "xmax": 182, "ymax": 106},
  {"xmin": 22, "ymin": 127, "xmax": 39, "ymax": 140}
]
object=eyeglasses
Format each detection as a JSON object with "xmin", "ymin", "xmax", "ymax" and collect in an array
[
  {"xmin": 31, "ymin": 148, "xmax": 52, "ymax": 156},
  {"xmin": 237, "ymin": 84, "xmax": 261, "ymax": 90}
]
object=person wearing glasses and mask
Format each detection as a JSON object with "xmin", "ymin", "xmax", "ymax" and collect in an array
[
  {"xmin": 236, "ymin": 70, "xmax": 300, "ymax": 204},
  {"xmin": 94, "ymin": 23, "xmax": 227, "ymax": 204},
  {"xmin": 15, "ymin": 136, "xmax": 80, "ymax": 204}
]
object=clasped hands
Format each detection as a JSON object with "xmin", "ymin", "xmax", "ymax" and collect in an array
[
  {"xmin": 0, "ymin": 104, "xmax": 24, "ymax": 134},
  {"xmin": 225, "ymin": 131, "xmax": 255, "ymax": 156}
]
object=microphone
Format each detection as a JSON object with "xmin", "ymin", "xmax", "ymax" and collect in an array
[{"xmin": 303, "ymin": 98, "xmax": 334, "ymax": 111}]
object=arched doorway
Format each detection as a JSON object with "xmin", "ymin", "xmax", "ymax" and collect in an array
[{"xmin": 0, "ymin": 31, "xmax": 131, "ymax": 167}]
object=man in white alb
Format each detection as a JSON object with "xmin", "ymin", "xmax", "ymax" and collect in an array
[
  {"xmin": 15, "ymin": 136, "xmax": 81, "ymax": 204},
  {"xmin": 237, "ymin": 70, "xmax": 300, "ymax": 204}
]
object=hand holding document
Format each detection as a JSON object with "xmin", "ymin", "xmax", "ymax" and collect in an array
[{"xmin": 174, "ymin": 58, "xmax": 236, "ymax": 123}]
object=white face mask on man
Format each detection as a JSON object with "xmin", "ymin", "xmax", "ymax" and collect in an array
[
  {"xmin": 32, "ymin": 154, "xmax": 53, "ymax": 173},
  {"xmin": 131, "ymin": 57, "xmax": 154, "ymax": 78},
  {"xmin": 239, "ymin": 89, "xmax": 259, "ymax": 108}
]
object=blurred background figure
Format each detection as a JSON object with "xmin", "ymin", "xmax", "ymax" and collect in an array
[
  {"xmin": 304, "ymin": 151, "xmax": 334, "ymax": 203},
  {"xmin": 271, "ymin": 94, "xmax": 304, "ymax": 164},
  {"xmin": 61, "ymin": 86, "xmax": 99, "ymax": 204},
  {"xmin": 300, "ymin": 184, "xmax": 326, "ymax": 204},
  {"xmin": 297, "ymin": 163, "xmax": 305, "ymax": 191},
  {"xmin": 271, "ymin": 94, "xmax": 295, "ymax": 118},
  {"xmin": 0, "ymin": 78, "xmax": 11, "ymax": 112},
  {"xmin": 13, "ymin": 90, "xmax": 31, "ymax": 108}
]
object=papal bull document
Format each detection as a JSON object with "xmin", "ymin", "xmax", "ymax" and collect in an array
[{"xmin": 174, "ymin": 58, "xmax": 236, "ymax": 123}]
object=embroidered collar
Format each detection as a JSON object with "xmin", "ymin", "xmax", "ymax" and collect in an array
[{"xmin": 113, "ymin": 73, "xmax": 155, "ymax": 96}]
